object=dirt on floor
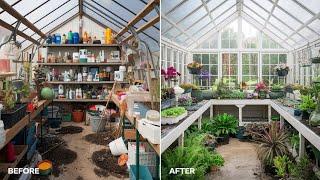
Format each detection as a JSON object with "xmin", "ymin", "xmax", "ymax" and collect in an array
[
  {"xmin": 43, "ymin": 122, "xmax": 128, "ymax": 180},
  {"xmin": 92, "ymin": 149, "xmax": 129, "ymax": 178},
  {"xmin": 56, "ymin": 125, "xmax": 84, "ymax": 134},
  {"xmin": 206, "ymin": 138, "xmax": 272, "ymax": 180},
  {"xmin": 84, "ymin": 130, "xmax": 115, "ymax": 145}
]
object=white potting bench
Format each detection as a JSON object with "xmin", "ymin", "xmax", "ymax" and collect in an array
[{"xmin": 161, "ymin": 99, "xmax": 320, "ymax": 159}]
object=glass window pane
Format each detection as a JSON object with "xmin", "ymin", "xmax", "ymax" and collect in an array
[
  {"xmin": 167, "ymin": 0, "xmax": 202, "ymax": 22},
  {"xmin": 273, "ymin": 7, "xmax": 302, "ymax": 30},
  {"xmin": 210, "ymin": 54, "xmax": 218, "ymax": 64},
  {"xmin": 270, "ymin": 54, "xmax": 278, "ymax": 64},
  {"xmin": 297, "ymin": 0, "xmax": 320, "ymax": 14},
  {"xmin": 244, "ymin": 0, "xmax": 269, "ymax": 19},
  {"xmin": 309, "ymin": 19, "xmax": 320, "ymax": 34},
  {"xmin": 202, "ymin": 54, "xmax": 209, "ymax": 64},
  {"xmin": 193, "ymin": 54, "xmax": 201, "ymax": 62},
  {"xmin": 211, "ymin": 0, "xmax": 236, "ymax": 19}
]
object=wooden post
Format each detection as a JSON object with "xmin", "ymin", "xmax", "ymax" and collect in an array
[
  {"xmin": 299, "ymin": 133, "xmax": 306, "ymax": 159},
  {"xmin": 210, "ymin": 105, "xmax": 213, "ymax": 119},
  {"xmin": 198, "ymin": 115, "xmax": 202, "ymax": 130},
  {"xmin": 268, "ymin": 105, "xmax": 272, "ymax": 123},
  {"xmin": 178, "ymin": 132, "xmax": 184, "ymax": 147},
  {"xmin": 236, "ymin": 105, "xmax": 245, "ymax": 126},
  {"xmin": 280, "ymin": 116, "xmax": 284, "ymax": 129},
  {"xmin": 78, "ymin": 0, "xmax": 83, "ymax": 40}
]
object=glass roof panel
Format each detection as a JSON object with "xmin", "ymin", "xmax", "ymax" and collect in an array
[
  {"xmin": 215, "ymin": 6, "xmax": 236, "ymax": 25},
  {"xmin": 167, "ymin": 0, "xmax": 202, "ymax": 23},
  {"xmin": 179, "ymin": 7, "xmax": 207, "ymax": 29},
  {"xmin": 299, "ymin": 27, "xmax": 317, "ymax": 41},
  {"xmin": 0, "ymin": 12, "xmax": 17, "ymax": 24},
  {"xmin": 266, "ymin": 24, "xmax": 287, "ymax": 40},
  {"xmin": 308, "ymin": 19, "xmax": 320, "ymax": 34},
  {"xmin": 297, "ymin": 0, "xmax": 320, "ymax": 14},
  {"xmin": 164, "ymin": 27, "xmax": 180, "ymax": 39},
  {"xmin": 194, "ymin": 23, "xmax": 214, "ymax": 39},
  {"xmin": 278, "ymin": 0, "xmax": 313, "ymax": 22},
  {"xmin": 114, "ymin": 0, "xmax": 146, "ymax": 14},
  {"xmin": 287, "ymin": 39, "xmax": 295, "ymax": 46},
  {"xmin": 211, "ymin": 0, "xmax": 235, "ymax": 19},
  {"xmin": 10, "ymin": 0, "xmax": 48, "ymax": 17},
  {"xmin": 186, "ymin": 16, "xmax": 211, "ymax": 35},
  {"xmin": 176, "ymin": 34, "xmax": 188, "ymax": 43},
  {"xmin": 206, "ymin": 0, "xmax": 225, "ymax": 11},
  {"xmin": 252, "ymin": 0, "xmax": 273, "ymax": 12},
  {"xmin": 273, "ymin": 7, "xmax": 301, "ymax": 30},
  {"xmin": 161, "ymin": 19, "xmax": 172, "ymax": 32},
  {"xmin": 244, "ymin": 0, "xmax": 269, "ymax": 19},
  {"xmin": 161, "ymin": 0, "xmax": 183, "ymax": 14},
  {"xmin": 243, "ymin": 6, "xmax": 265, "ymax": 25},
  {"xmin": 291, "ymin": 33, "xmax": 304, "ymax": 42},
  {"xmin": 269, "ymin": 16, "xmax": 293, "ymax": 36}
]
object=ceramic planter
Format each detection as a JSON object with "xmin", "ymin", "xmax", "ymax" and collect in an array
[
  {"xmin": 161, "ymin": 98, "xmax": 175, "ymax": 110},
  {"xmin": 188, "ymin": 68, "xmax": 201, "ymax": 75},
  {"xmin": 294, "ymin": 109, "xmax": 302, "ymax": 116},
  {"xmin": 161, "ymin": 111, "xmax": 188, "ymax": 125},
  {"xmin": 309, "ymin": 106, "xmax": 320, "ymax": 126},
  {"xmin": 191, "ymin": 89, "xmax": 203, "ymax": 101},
  {"xmin": 276, "ymin": 69, "xmax": 288, "ymax": 76},
  {"xmin": 269, "ymin": 91, "xmax": 285, "ymax": 99},
  {"xmin": 216, "ymin": 135, "xmax": 229, "ymax": 145},
  {"xmin": 259, "ymin": 91, "xmax": 267, "ymax": 99},
  {"xmin": 202, "ymin": 89, "xmax": 213, "ymax": 100}
]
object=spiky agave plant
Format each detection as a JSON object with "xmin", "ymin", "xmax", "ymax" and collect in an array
[{"xmin": 251, "ymin": 122, "xmax": 290, "ymax": 166}]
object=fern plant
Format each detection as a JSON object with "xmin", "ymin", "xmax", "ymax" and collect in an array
[{"xmin": 203, "ymin": 113, "xmax": 238, "ymax": 137}]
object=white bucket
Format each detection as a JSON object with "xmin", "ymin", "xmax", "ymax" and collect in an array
[{"xmin": 109, "ymin": 137, "xmax": 128, "ymax": 156}]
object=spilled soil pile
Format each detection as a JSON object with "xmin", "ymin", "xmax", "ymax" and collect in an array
[
  {"xmin": 92, "ymin": 149, "xmax": 128, "ymax": 178},
  {"xmin": 56, "ymin": 126, "xmax": 83, "ymax": 134},
  {"xmin": 84, "ymin": 130, "xmax": 114, "ymax": 145}
]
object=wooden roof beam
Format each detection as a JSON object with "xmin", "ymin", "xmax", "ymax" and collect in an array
[
  {"xmin": 122, "ymin": 15, "xmax": 159, "ymax": 42},
  {"xmin": 115, "ymin": 0, "xmax": 159, "ymax": 38},
  {"xmin": 0, "ymin": 0, "xmax": 46, "ymax": 38},
  {"xmin": 0, "ymin": 19, "xmax": 39, "ymax": 45}
]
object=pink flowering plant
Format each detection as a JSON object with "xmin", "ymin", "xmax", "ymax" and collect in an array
[
  {"xmin": 161, "ymin": 66, "xmax": 181, "ymax": 82},
  {"xmin": 255, "ymin": 81, "xmax": 268, "ymax": 92}
]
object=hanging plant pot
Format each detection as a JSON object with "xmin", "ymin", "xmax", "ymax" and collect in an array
[
  {"xmin": 188, "ymin": 68, "xmax": 201, "ymax": 75},
  {"xmin": 311, "ymin": 57, "xmax": 320, "ymax": 63},
  {"xmin": 276, "ymin": 69, "xmax": 288, "ymax": 76}
]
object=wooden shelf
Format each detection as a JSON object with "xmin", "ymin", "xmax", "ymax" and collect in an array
[
  {"xmin": 53, "ymin": 99, "xmax": 109, "ymax": 102},
  {"xmin": 47, "ymin": 81, "xmax": 127, "ymax": 85},
  {"xmin": 43, "ymin": 44, "xmax": 120, "ymax": 47},
  {"xmin": 0, "ymin": 100, "xmax": 50, "ymax": 150},
  {"xmin": 0, "ymin": 72, "xmax": 16, "ymax": 77},
  {"xmin": 38, "ymin": 62, "xmax": 122, "ymax": 66}
]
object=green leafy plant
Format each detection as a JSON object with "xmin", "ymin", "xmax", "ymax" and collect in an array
[
  {"xmin": 161, "ymin": 133, "xmax": 224, "ymax": 180},
  {"xmin": 3, "ymin": 88, "xmax": 16, "ymax": 110},
  {"xmin": 289, "ymin": 156, "xmax": 317, "ymax": 180},
  {"xmin": 299, "ymin": 95, "xmax": 316, "ymax": 112},
  {"xmin": 271, "ymin": 84, "xmax": 284, "ymax": 91},
  {"xmin": 161, "ymin": 107, "xmax": 186, "ymax": 118},
  {"xmin": 251, "ymin": 122, "xmax": 290, "ymax": 166},
  {"xmin": 228, "ymin": 90, "xmax": 245, "ymax": 99},
  {"xmin": 203, "ymin": 113, "xmax": 238, "ymax": 137},
  {"xmin": 273, "ymin": 155, "xmax": 294, "ymax": 178},
  {"xmin": 180, "ymin": 83, "xmax": 199, "ymax": 90},
  {"xmin": 161, "ymin": 87, "xmax": 175, "ymax": 100},
  {"xmin": 289, "ymin": 133, "xmax": 299, "ymax": 151},
  {"xmin": 178, "ymin": 96, "xmax": 193, "ymax": 106}
]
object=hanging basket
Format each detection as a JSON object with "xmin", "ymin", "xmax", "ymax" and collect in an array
[
  {"xmin": 276, "ymin": 69, "xmax": 288, "ymax": 76},
  {"xmin": 188, "ymin": 68, "xmax": 201, "ymax": 75},
  {"xmin": 311, "ymin": 57, "xmax": 320, "ymax": 63}
]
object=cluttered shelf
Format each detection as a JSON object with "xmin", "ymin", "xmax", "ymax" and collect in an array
[
  {"xmin": 47, "ymin": 81, "xmax": 127, "ymax": 84},
  {"xmin": 0, "ymin": 72, "xmax": 16, "ymax": 78},
  {"xmin": 42, "ymin": 44, "xmax": 120, "ymax": 47},
  {"xmin": 111, "ymin": 94, "xmax": 160, "ymax": 155},
  {"xmin": 53, "ymin": 99, "xmax": 109, "ymax": 103},
  {"xmin": 1, "ymin": 100, "xmax": 50, "ymax": 150},
  {"xmin": 37, "ymin": 62, "xmax": 123, "ymax": 66}
]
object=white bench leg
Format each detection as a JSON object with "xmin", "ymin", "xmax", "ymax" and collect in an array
[
  {"xmin": 178, "ymin": 132, "xmax": 184, "ymax": 147},
  {"xmin": 299, "ymin": 133, "xmax": 306, "ymax": 159}
]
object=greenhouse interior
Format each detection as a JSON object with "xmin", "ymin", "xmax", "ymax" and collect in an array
[
  {"xmin": 161, "ymin": 0, "xmax": 320, "ymax": 179},
  {"xmin": 0, "ymin": 0, "xmax": 160, "ymax": 179}
]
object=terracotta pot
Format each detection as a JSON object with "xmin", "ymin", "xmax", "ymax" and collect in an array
[{"xmin": 72, "ymin": 110, "xmax": 84, "ymax": 122}]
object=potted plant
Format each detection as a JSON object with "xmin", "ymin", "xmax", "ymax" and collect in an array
[
  {"xmin": 274, "ymin": 63, "xmax": 289, "ymax": 76},
  {"xmin": 179, "ymin": 83, "xmax": 197, "ymax": 94},
  {"xmin": 1, "ymin": 88, "xmax": 27, "ymax": 129},
  {"xmin": 161, "ymin": 107, "xmax": 187, "ymax": 124},
  {"xmin": 309, "ymin": 97, "xmax": 320, "ymax": 126},
  {"xmin": 161, "ymin": 66, "xmax": 181, "ymax": 87},
  {"xmin": 190, "ymin": 85, "xmax": 203, "ymax": 102},
  {"xmin": 299, "ymin": 95, "xmax": 316, "ymax": 120},
  {"xmin": 269, "ymin": 84, "xmax": 285, "ymax": 99},
  {"xmin": 187, "ymin": 61, "xmax": 202, "ymax": 75},
  {"xmin": 255, "ymin": 81, "xmax": 268, "ymax": 99},
  {"xmin": 284, "ymin": 84, "xmax": 294, "ymax": 93},
  {"xmin": 161, "ymin": 87, "xmax": 176, "ymax": 109},
  {"xmin": 310, "ymin": 50, "xmax": 320, "ymax": 63},
  {"xmin": 178, "ymin": 96, "xmax": 193, "ymax": 107},
  {"xmin": 203, "ymin": 113, "xmax": 238, "ymax": 145}
]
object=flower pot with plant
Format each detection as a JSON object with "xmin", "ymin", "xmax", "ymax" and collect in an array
[
  {"xmin": 202, "ymin": 113, "xmax": 238, "ymax": 145},
  {"xmin": 255, "ymin": 81, "xmax": 268, "ymax": 99},
  {"xmin": 161, "ymin": 107, "xmax": 187, "ymax": 125},
  {"xmin": 309, "ymin": 97, "xmax": 320, "ymax": 126},
  {"xmin": 274, "ymin": 64, "xmax": 289, "ymax": 76},
  {"xmin": 311, "ymin": 50, "xmax": 320, "ymax": 63},
  {"xmin": 161, "ymin": 67, "xmax": 181, "ymax": 87},
  {"xmin": 179, "ymin": 83, "xmax": 197, "ymax": 94},
  {"xmin": 187, "ymin": 61, "xmax": 202, "ymax": 75},
  {"xmin": 299, "ymin": 95, "xmax": 316, "ymax": 120},
  {"xmin": 161, "ymin": 87, "xmax": 176, "ymax": 110},
  {"xmin": 190, "ymin": 85, "xmax": 203, "ymax": 102},
  {"xmin": 270, "ymin": 84, "xmax": 285, "ymax": 99},
  {"xmin": 1, "ymin": 88, "xmax": 27, "ymax": 129}
]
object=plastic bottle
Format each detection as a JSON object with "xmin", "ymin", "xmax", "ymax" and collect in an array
[
  {"xmin": 105, "ymin": 28, "xmax": 112, "ymax": 44},
  {"xmin": 0, "ymin": 120, "xmax": 5, "ymax": 147},
  {"xmin": 68, "ymin": 30, "xmax": 73, "ymax": 44}
]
